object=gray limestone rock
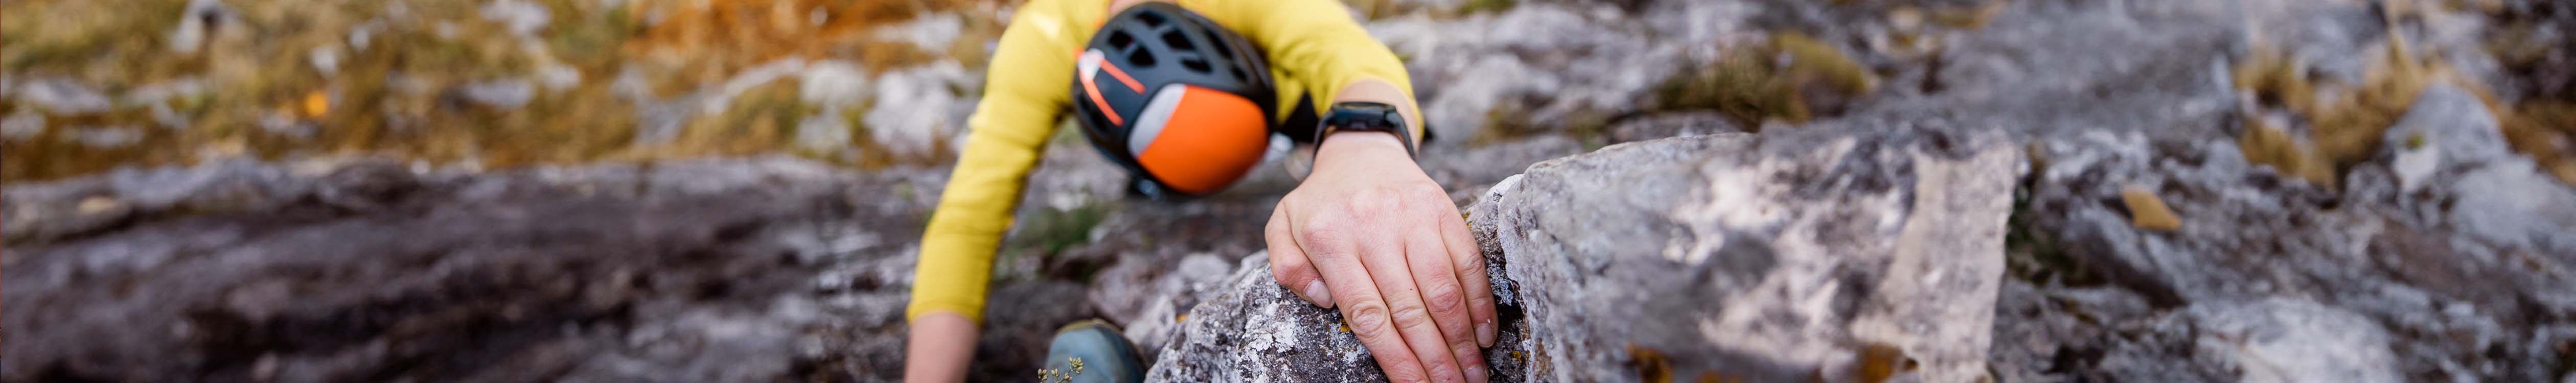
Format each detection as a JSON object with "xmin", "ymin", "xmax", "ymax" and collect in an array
[
  {"xmin": 1089, "ymin": 254, "xmax": 1238, "ymax": 362},
  {"xmin": 2183, "ymin": 298, "xmax": 2401, "ymax": 383},
  {"xmin": 0, "ymin": 157, "xmax": 1032, "ymax": 382},
  {"xmin": 1142, "ymin": 254, "xmax": 1409, "ymax": 382},
  {"xmin": 1147, "ymin": 127, "xmax": 2028, "ymax": 382},
  {"xmin": 1997, "ymin": 128, "xmax": 2576, "ymax": 382},
  {"xmin": 1368, "ymin": 1, "xmax": 1758, "ymax": 144}
]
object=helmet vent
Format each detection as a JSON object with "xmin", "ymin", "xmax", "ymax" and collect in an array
[
  {"xmin": 1127, "ymin": 50, "xmax": 1158, "ymax": 67},
  {"xmin": 1207, "ymin": 37, "xmax": 1237, "ymax": 61},
  {"xmin": 1160, "ymin": 32, "xmax": 1196, "ymax": 52},
  {"xmin": 1181, "ymin": 57, "xmax": 1212, "ymax": 74},
  {"xmin": 1107, "ymin": 31, "xmax": 1136, "ymax": 50},
  {"xmin": 1136, "ymin": 11, "xmax": 1167, "ymax": 27},
  {"xmin": 1229, "ymin": 67, "xmax": 1249, "ymax": 81}
]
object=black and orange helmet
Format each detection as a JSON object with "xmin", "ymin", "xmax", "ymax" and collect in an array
[{"xmin": 1072, "ymin": 2, "xmax": 1277, "ymax": 198}]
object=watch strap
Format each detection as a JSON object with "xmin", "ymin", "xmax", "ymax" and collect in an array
[{"xmin": 1315, "ymin": 102, "xmax": 1416, "ymax": 158}]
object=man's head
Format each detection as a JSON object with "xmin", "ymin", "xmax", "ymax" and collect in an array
[{"xmin": 1070, "ymin": 2, "xmax": 1278, "ymax": 198}]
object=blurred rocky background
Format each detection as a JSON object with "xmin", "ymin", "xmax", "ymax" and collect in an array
[{"xmin": 4, "ymin": 0, "xmax": 2573, "ymax": 381}]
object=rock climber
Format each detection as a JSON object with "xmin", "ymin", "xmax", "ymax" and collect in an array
[{"xmin": 903, "ymin": 0, "xmax": 1497, "ymax": 381}]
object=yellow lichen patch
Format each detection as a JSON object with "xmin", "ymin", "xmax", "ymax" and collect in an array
[
  {"xmin": 1695, "ymin": 371, "xmax": 1744, "ymax": 383},
  {"xmin": 2121, "ymin": 187, "xmax": 2182, "ymax": 232},
  {"xmin": 1626, "ymin": 344, "xmax": 1672, "ymax": 383},
  {"xmin": 301, "ymin": 91, "xmax": 331, "ymax": 118},
  {"xmin": 1853, "ymin": 342, "xmax": 1912, "ymax": 383}
]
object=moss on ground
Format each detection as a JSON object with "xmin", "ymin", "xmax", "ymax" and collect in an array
[
  {"xmin": 1655, "ymin": 48, "xmax": 1804, "ymax": 129},
  {"xmin": 629, "ymin": 78, "xmax": 812, "ymax": 162},
  {"xmin": 2503, "ymin": 101, "xmax": 2576, "ymax": 184},
  {"xmin": 2228, "ymin": 4, "xmax": 2576, "ymax": 189},
  {"xmin": 1, "ymin": 0, "xmax": 193, "ymax": 76},
  {"xmin": 1471, "ymin": 103, "xmax": 1612, "ymax": 149},
  {"xmin": 1925, "ymin": 1, "xmax": 2006, "ymax": 30},
  {"xmin": 2236, "ymin": 116, "xmax": 2338, "ymax": 186},
  {"xmin": 2229, "ymin": 29, "xmax": 2443, "ymax": 188},
  {"xmin": 1457, "ymin": 0, "xmax": 1520, "ymax": 16},
  {"xmin": 1775, "ymin": 33, "xmax": 1877, "ymax": 96},
  {"xmin": 2490, "ymin": 13, "xmax": 2576, "ymax": 186},
  {"xmin": 1653, "ymin": 32, "xmax": 1875, "ymax": 130},
  {"xmin": 1015, "ymin": 201, "xmax": 1114, "ymax": 256}
]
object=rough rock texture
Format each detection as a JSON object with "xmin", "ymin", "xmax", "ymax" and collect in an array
[
  {"xmin": 12, "ymin": 0, "xmax": 2576, "ymax": 381},
  {"xmin": 0, "ymin": 89, "xmax": 1590, "ymax": 383},
  {"xmin": 1993, "ymin": 84, "xmax": 2576, "ymax": 382},
  {"xmin": 0, "ymin": 157, "xmax": 1084, "ymax": 382},
  {"xmin": 1370, "ymin": 0, "xmax": 1760, "ymax": 143},
  {"xmin": 1139, "ymin": 253, "xmax": 1426, "ymax": 382},
  {"xmin": 1146, "ymin": 127, "xmax": 2028, "ymax": 382},
  {"xmin": 1145, "ymin": 69, "xmax": 2576, "ymax": 382},
  {"xmin": 1854, "ymin": 0, "xmax": 2250, "ymax": 139}
]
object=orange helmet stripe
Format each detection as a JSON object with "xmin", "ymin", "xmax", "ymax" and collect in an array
[
  {"xmin": 1077, "ymin": 50, "xmax": 1127, "ymax": 126},
  {"xmin": 1098, "ymin": 60, "xmax": 1145, "ymax": 93},
  {"xmin": 1082, "ymin": 76, "xmax": 1124, "ymax": 126}
]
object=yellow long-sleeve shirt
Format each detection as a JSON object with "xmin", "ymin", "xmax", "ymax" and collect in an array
[{"xmin": 907, "ymin": 0, "xmax": 1419, "ymax": 323}]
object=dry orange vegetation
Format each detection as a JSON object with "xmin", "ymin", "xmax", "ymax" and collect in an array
[
  {"xmin": 1, "ymin": 0, "xmax": 1002, "ymax": 182},
  {"xmin": 620, "ymin": 0, "xmax": 990, "ymax": 95}
]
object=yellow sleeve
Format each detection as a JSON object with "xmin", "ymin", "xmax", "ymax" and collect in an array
[
  {"xmin": 906, "ymin": 0, "xmax": 1091, "ymax": 324},
  {"xmin": 1185, "ymin": 0, "xmax": 1424, "ymax": 143},
  {"xmin": 908, "ymin": 0, "xmax": 1415, "ymax": 323}
]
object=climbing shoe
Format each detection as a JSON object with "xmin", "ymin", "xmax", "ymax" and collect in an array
[{"xmin": 1037, "ymin": 319, "xmax": 1146, "ymax": 383}]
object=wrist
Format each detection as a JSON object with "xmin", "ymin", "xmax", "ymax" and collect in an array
[
  {"xmin": 1316, "ymin": 131, "xmax": 1412, "ymax": 164},
  {"xmin": 904, "ymin": 312, "xmax": 978, "ymax": 382},
  {"xmin": 1331, "ymin": 80, "xmax": 1422, "ymax": 138}
]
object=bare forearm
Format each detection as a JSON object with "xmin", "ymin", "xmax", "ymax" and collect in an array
[{"xmin": 904, "ymin": 312, "xmax": 979, "ymax": 383}]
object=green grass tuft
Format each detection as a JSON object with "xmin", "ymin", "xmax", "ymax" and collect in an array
[{"xmin": 1457, "ymin": 0, "xmax": 1518, "ymax": 15}]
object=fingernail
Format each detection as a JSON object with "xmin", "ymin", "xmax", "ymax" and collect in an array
[
  {"xmin": 1303, "ymin": 281, "xmax": 1334, "ymax": 308},
  {"xmin": 1466, "ymin": 365, "xmax": 1489, "ymax": 383},
  {"xmin": 1477, "ymin": 322, "xmax": 1495, "ymax": 347}
]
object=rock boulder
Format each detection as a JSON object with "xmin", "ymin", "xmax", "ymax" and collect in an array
[{"xmin": 1146, "ymin": 127, "xmax": 2028, "ymax": 382}]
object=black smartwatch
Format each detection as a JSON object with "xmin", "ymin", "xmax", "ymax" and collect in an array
[{"xmin": 1316, "ymin": 101, "xmax": 1417, "ymax": 158}]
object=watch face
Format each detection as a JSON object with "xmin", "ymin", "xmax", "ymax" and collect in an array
[{"xmin": 1328, "ymin": 102, "xmax": 1400, "ymax": 130}]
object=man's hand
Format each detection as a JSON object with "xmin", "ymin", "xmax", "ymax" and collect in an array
[{"xmin": 1267, "ymin": 131, "xmax": 1496, "ymax": 383}]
